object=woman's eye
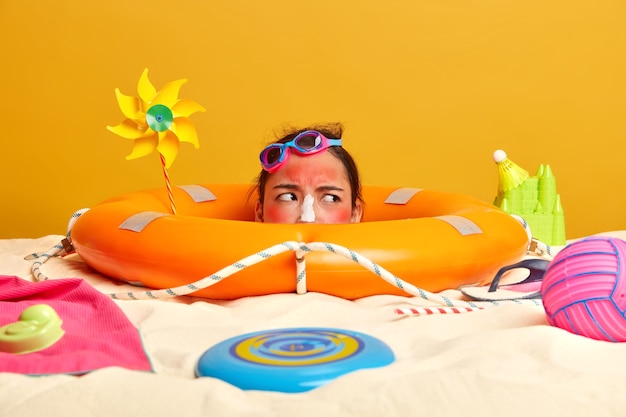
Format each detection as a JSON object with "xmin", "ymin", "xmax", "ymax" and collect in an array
[
  {"xmin": 321, "ymin": 194, "xmax": 339, "ymax": 203},
  {"xmin": 277, "ymin": 193, "xmax": 297, "ymax": 202}
]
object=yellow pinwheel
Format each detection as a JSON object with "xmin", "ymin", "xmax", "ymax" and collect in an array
[{"xmin": 107, "ymin": 68, "xmax": 205, "ymax": 168}]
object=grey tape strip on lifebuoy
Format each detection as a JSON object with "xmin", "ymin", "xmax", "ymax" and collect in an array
[
  {"xmin": 119, "ymin": 211, "xmax": 169, "ymax": 232},
  {"xmin": 435, "ymin": 215, "xmax": 483, "ymax": 236},
  {"xmin": 384, "ymin": 188, "xmax": 423, "ymax": 205},
  {"xmin": 178, "ymin": 185, "xmax": 218, "ymax": 203}
]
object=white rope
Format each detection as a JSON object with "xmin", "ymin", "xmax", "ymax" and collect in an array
[
  {"xmin": 112, "ymin": 241, "xmax": 298, "ymax": 300},
  {"xmin": 28, "ymin": 242, "xmax": 66, "ymax": 282},
  {"xmin": 25, "ymin": 208, "xmax": 90, "ymax": 280},
  {"xmin": 67, "ymin": 208, "xmax": 90, "ymax": 232},
  {"xmin": 105, "ymin": 241, "xmax": 479, "ymax": 305},
  {"xmin": 27, "ymin": 209, "xmax": 546, "ymax": 313},
  {"xmin": 511, "ymin": 214, "xmax": 555, "ymax": 260},
  {"xmin": 109, "ymin": 240, "xmax": 541, "ymax": 310}
]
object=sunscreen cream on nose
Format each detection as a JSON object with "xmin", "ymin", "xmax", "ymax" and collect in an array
[{"xmin": 300, "ymin": 194, "xmax": 315, "ymax": 222}]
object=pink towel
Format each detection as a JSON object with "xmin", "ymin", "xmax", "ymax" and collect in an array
[{"xmin": 0, "ymin": 275, "xmax": 152, "ymax": 375}]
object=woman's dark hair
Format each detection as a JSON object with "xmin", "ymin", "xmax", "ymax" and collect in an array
[{"xmin": 252, "ymin": 123, "xmax": 363, "ymax": 211}]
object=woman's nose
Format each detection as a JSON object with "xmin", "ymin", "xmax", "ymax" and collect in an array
[{"xmin": 298, "ymin": 195, "xmax": 316, "ymax": 223}]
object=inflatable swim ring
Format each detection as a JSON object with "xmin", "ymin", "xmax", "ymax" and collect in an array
[{"xmin": 70, "ymin": 184, "xmax": 529, "ymax": 300}]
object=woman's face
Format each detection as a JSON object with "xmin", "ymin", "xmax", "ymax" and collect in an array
[{"xmin": 255, "ymin": 151, "xmax": 362, "ymax": 224}]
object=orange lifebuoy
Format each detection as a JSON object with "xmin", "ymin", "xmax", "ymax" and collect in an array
[{"xmin": 70, "ymin": 184, "xmax": 529, "ymax": 299}]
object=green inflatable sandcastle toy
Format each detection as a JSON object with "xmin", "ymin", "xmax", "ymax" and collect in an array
[{"xmin": 493, "ymin": 150, "xmax": 566, "ymax": 246}]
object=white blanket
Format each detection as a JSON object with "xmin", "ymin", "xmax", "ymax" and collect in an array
[{"xmin": 1, "ymin": 234, "xmax": 626, "ymax": 416}]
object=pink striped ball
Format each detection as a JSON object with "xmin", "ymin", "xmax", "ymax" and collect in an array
[{"xmin": 541, "ymin": 237, "xmax": 626, "ymax": 342}]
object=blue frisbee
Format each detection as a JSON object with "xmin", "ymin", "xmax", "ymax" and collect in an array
[{"xmin": 195, "ymin": 327, "xmax": 395, "ymax": 393}]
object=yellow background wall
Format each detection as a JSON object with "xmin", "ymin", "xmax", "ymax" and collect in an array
[{"xmin": 2, "ymin": 0, "xmax": 625, "ymax": 239}]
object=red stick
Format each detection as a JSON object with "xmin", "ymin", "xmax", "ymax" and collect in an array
[{"xmin": 160, "ymin": 154, "xmax": 177, "ymax": 215}]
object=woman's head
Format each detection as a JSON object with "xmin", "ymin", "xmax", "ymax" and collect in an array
[{"xmin": 253, "ymin": 123, "xmax": 363, "ymax": 224}]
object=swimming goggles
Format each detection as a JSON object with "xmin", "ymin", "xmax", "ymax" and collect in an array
[{"xmin": 259, "ymin": 130, "xmax": 343, "ymax": 173}]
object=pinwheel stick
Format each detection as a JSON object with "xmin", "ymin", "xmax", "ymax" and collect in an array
[{"xmin": 160, "ymin": 154, "xmax": 177, "ymax": 215}]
